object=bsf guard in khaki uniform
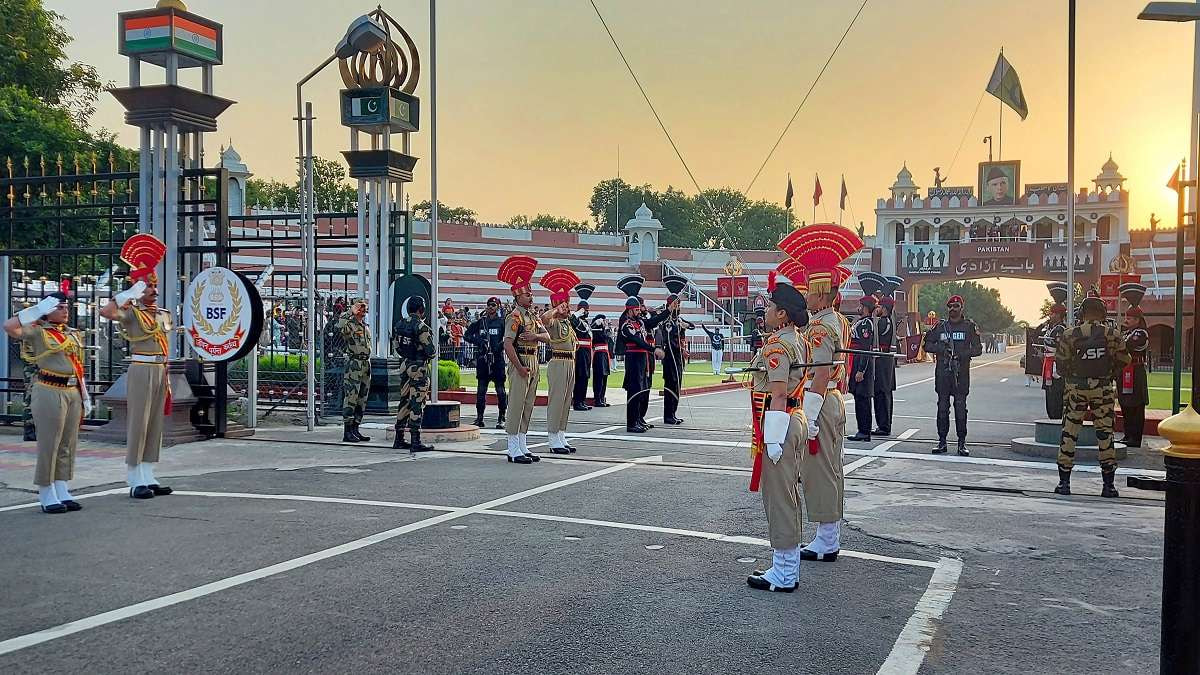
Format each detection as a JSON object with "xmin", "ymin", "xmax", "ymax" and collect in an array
[
  {"xmin": 102, "ymin": 233, "xmax": 173, "ymax": 500},
  {"xmin": 335, "ymin": 299, "xmax": 373, "ymax": 443},
  {"xmin": 779, "ymin": 224, "xmax": 863, "ymax": 563},
  {"xmin": 1054, "ymin": 297, "xmax": 1130, "ymax": 498},
  {"xmin": 745, "ymin": 272, "xmax": 811, "ymax": 593},
  {"xmin": 498, "ymin": 256, "xmax": 550, "ymax": 464},
  {"xmin": 392, "ymin": 296, "xmax": 435, "ymax": 452},
  {"xmin": 540, "ymin": 268, "xmax": 581, "ymax": 454},
  {"xmin": 5, "ymin": 289, "xmax": 89, "ymax": 513}
]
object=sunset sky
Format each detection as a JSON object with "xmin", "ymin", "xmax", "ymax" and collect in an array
[{"xmin": 47, "ymin": 0, "xmax": 1198, "ymax": 321}]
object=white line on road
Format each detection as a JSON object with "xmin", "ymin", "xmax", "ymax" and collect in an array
[
  {"xmin": 999, "ymin": 377, "xmax": 1009, "ymax": 383},
  {"xmin": 844, "ymin": 429, "xmax": 919, "ymax": 475},
  {"xmin": 0, "ymin": 455, "xmax": 662, "ymax": 657},
  {"xmin": 878, "ymin": 557, "xmax": 964, "ymax": 675},
  {"xmin": 0, "ymin": 487, "xmax": 127, "ymax": 513}
]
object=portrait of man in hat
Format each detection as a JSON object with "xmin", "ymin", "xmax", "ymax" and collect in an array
[{"xmin": 979, "ymin": 160, "xmax": 1019, "ymax": 207}]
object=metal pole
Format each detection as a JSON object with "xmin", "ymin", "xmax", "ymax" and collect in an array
[
  {"xmin": 1065, "ymin": 1, "xmax": 1076, "ymax": 323},
  {"xmin": 164, "ymin": 123, "xmax": 179, "ymax": 356},
  {"xmin": 429, "ymin": 0, "xmax": 441, "ymax": 402},
  {"xmin": 1192, "ymin": 112, "xmax": 1200, "ymax": 407},
  {"xmin": 1176, "ymin": 165, "xmax": 1186, "ymax": 414},
  {"xmin": 0, "ymin": 256, "xmax": 8, "ymax": 403},
  {"xmin": 247, "ymin": 344, "xmax": 258, "ymax": 429},
  {"xmin": 305, "ymin": 102, "xmax": 317, "ymax": 432}
]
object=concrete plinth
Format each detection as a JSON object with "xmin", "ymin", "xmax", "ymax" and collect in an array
[
  {"xmin": 1034, "ymin": 418, "xmax": 1096, "ymax": 446},
  {"xmin": 93, "ymin": 361, "xmax": 205, "ymax": 447},
  {"xmin": 366, "ymin": 357, "xmax": 404, "ymax": 414},
  {"xmin": 384, "ymin": 424, "xmax": 480, "ymax": 444}
]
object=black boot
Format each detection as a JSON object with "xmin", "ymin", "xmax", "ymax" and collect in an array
[
  {"xmin": 410, "ymin": 426, "xmax": 434, "ymax": 452},
  {"xmin": 933, "ymin": 438, "xmax": 948, "ymax": 454},
  {"xmin": 496, "ymin": 414, "xmax": 506, "ymax": 430},
  {"xmin": 393, "ymin": 425, "xmax": 410, "ymax": 450},
  {"xmin": 1101, "ymin": 471, "xmax": 1119, "ymax": 498},
  {"xmin": 472, "ymin": 414, "xmax": 485, "ymax": 428},
  {"xmin": 956, "ymin": 438, "xmax": 970, "ymax": 457},
  {"xmin": 1054, "ymin": 468, "xmax": 1072, "ymax": 495},
  {"xmin": 352, "ymin": 423, "xmax": 371, "ymax": 442},
  {"xmin": 343, "ymin": 421, "xmax": 361, "ymax": 442},
  {"xmin": 23, "ymin": 425, "xmax": 36, "ymax": 442}
]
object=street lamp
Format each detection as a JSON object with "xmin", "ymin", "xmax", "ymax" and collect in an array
[
  {"xmin": 1137, "ymin": 5, "xmax": 1200, "ymax": 673},
  {"xmin": 294, "ymin": 14, "xmax": 385, "ymax": 432}
]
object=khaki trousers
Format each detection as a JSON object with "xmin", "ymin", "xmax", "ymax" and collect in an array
[
  {"xmin": 31, "ymin": 383, "xmax": 81, "ymax": 486},
  {"xmin": 760, "ymin": 412, "xmax": 808, "ymax": 549},
  {"xmin": 801, "ymin": 389, "xmax": 846, "ymax": 523},
  {"xmin": 546, "ymin": 358, "xmax": 574, "ymax": 435},
  {"xmin": 505, "ymin": 357, "xmax": 539, "ymax": 435},
  {"xmin": 126, "ymin": 362, "xmax": 167, "ymax": 466}
]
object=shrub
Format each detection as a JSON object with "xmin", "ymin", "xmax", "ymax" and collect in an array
[{"xmin": 438, "ymin": 360, "xmax": 460, "ymax": 390}]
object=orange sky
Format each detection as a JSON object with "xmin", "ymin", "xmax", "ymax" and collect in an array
[{"xmin": 48, "ymin": 0, "xmax": 1198, "ymax": 321}]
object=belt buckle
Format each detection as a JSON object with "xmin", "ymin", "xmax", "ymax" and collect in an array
[{"xmin": 66, "ymin": 377, "xmax": 78, "ymax": 386}]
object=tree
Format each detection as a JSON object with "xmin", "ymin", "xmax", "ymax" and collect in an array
[
  {"xmin": 508, "ymin": 213, "xmax": 592, "ymax": 232},
  {"xmin": 0, "ymin": 0, "xmax": 104, "ymax": 125},
  {"xmin": 726, "ymin": 199, "xmax": 788, "ymax": 250},
  {"xmin": 589, "ymin": 178, "xmax": 655, "ymax": 233},
  {"xmin": 653, "ymin": 186, "xmax": 702, "ymax": 248},
  {"xmin": 411, "ymin": 200, "xmax": 477, "ymax": 224},
  {"xmin": 917, "ymin": 281, "xmax": 1015, "ymax": 332},
  {"xmin": 244, "ymin": 157, "xmax": 357, "ymax": 211},
  {"xmin": 693, "ymin": 188, "xmax": 750, "ymax": 249}
]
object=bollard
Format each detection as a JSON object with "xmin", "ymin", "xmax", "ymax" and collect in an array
[{"xmin": 1156, "ymin": 405, "xmax": 1200, "ymax": 674}]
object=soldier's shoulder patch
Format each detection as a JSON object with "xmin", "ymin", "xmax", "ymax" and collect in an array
[
  {"xmin": 510, "ymin": 319, "xmax": 521, "ymax": 332},
  {"xmin": 768, "ymin": 354, "xmax": 781, "ymax": 370}
]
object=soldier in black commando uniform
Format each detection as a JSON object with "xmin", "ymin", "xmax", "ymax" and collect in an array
[
  {"xmin": 922, "ymin": 294, "xmax": 983, "ymax": 456},
  {"xmin": 464, "ymin": 296, "xmax": 507, "ymax": 428}
]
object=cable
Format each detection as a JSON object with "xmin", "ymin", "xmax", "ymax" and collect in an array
[
  {"xmin": 945, "ymin": 89, "xmax": 987, "ymax": 182},
  {"xmin": 742, "ymin": 0, "xmax": 870, "ymax": 197}
]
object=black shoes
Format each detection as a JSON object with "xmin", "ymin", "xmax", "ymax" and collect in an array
[
  {"xmin": 597, "ymin": 400, "xmax": 611, "ymax": 407},
  {"xmin": 746, "ymin": 575, "xmax": 799, "ymax": 593},
  {"xmin": 847, "ymin": 433, "xmax": 871, "ymax": 442},
  {"xmin": 409, "ymin": 427, "xmax": 434, "ymax": 453},
  {"xmin": 565, "ymin": 443, "xmax": 578, "ymax": 453},
  {"xmin": 495, "ymin": 416, "xmax": 506, "ymax": 430},
  {"xmin": 957, "ymin": 440, "xmax": 970, "ymax": 457},
  {"xmin": 343, "ymin": 421, "xmax": 365, "ymax": 443},
  {"xmin": 664, "ymin": 418, "xmax": 684, "ymax": 425},
  {"xmin": 872, "ymin": 428, "xmax": 891, "ymax": 437},
  {"xmin": 800, "ymin": 548, "xmax": 839, "ymax": 562},
  {"xmin": 1101, "ymin": 471, "xmax": 1119, "ymax": 498},
  {"xmin": 933, "ymin": 440, "xmax": 948, "ymax": 454},
  {"xmin": 1054, "ymin": 468, "xmax": 1071, "ymax": 495},
  {"xmin": 24, "ymin": 426, "xmax": 36, "ymax": 442},
  {"xmin": 525, "ymin": 453, "xmax": 541, "ymax": 462},
  {"xmin": 393, "ymin": 426, "xmax": 410, "ymax": 450},
  {"xmin": 472, "ymin": 415, "xmax": 485, "ymax": 428},
  {"xmin": 148, "ymin": 484, "xmax": 173, "ymax": 496},
  {"xmin": 61, "ymin": 500, "xmax": 82, "ymax": 511},
  {"xmin": 550, "ymin": 446, "xmax": 571, "ymax": 454},
  {"xmin": 130, "ymin": 486, "xmax": 155, "ymax": 499},
  {"xmin": 572, "ymin": 403, "xmax": 591, "ymax": 411},
  {"xmin": 352, "ymin": 424, "xmax": 371, "ymax": 442},
  {"xmin": 626, "ymin": 425, "xmax": 646, "ymax": 433},
  {"xmin": 507, "ymin": 455, "xmax": 533, "ymax": 465},
  {"xmin": 640, "ymin": 420, "xmax": 655, "ymax": 429},
  {"xmin": 40, "ymin": 503, "xmax": 67, "ymax": 514}
]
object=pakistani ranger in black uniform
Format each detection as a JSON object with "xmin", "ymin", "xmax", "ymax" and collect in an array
[
  {"xmin": 616, "ymin": 275, "xmax": 667, "ymax": 432},
  {"xmin": 571, "ymin": 284, "xmax": 595, "ymax": 411},
  {"xmin": 872, "ymin": 275, "xmax": 902, "ymax": 436},
  {"xmin": 654, "ymin": 274, "xmax": 694, "ymax": 425},
  {"xmin": 464, "ymin": 296, "xmax": 507, "ymax": 429},
  {"xmin": 590, "ymin": 315, "xmax": 613, "ymax": 406},
  {"xmin": 1117, "ymin": 283, "xmax": 1150, "ymax": 448},
  {"xmin": 847, "ymin": 272, "xmax": 884, "ymax": 442}
]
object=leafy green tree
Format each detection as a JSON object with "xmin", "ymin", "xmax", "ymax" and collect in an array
[
  {"xmin": 652, "ymin": 186, "xmax": 702, "ymax": 248},
  {"xmin": 245, "ymin": 157, "xmax": 357, "ymax": 211},
  {"xmin": 589, "ymin": 178, "xmax": 655, "ymax": 233},
  {"xmin": 411, "ymin": 200, "xmax": 478, "ymax": 224},
  {"xmin": 0, "ymin": 0, "xmax": 104, "ymax": 125},
  {"xmin": 508, "ymin": 213, "xmax": 592, "ymax": 232},
  {"xmin": 918, "ymin": 281, "xmax": 1015, "ymax": 332}
]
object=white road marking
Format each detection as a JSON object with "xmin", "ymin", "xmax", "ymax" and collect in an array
[
  {"xmin": 844, "ymin": 429, "xmax": 919, "ymax": 475},
  {"xmin": 999, "ymin": 378, "xmax": 1009, "ymax": 383},
  {"xmin": 0, "ymin": 487, "xmax": 126, "ymax": 513},
  {"xmin": 897, "ymin": 352, "xmax": 1022, "ymax": 390},
  {"xmin": 0, "ymin": 455, "xmax": 661, "ymax": 657},
  {"xmin": 878, "ymin": 557, "xmax": 964, "ymax": 675}
]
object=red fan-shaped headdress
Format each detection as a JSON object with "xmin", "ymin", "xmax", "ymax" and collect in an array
[
  {"xmin": 777, "ymin": 224, "xmax": 863, "ymax": 294},
  {"xmin": 540, "ymin": 268, "xmax": 581, "ymax": 306},
  {"xmin": 121, "ymin": 233, "xmax": 167, "ymax": 283},
  {"xmin": 498, "ymin": 255, "xmax": 538, "ymax": 295}
]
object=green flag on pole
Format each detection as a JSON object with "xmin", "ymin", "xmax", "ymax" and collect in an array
[{"xmin": 986, "ymin": 51, "xmax": 1028, "ymax": 120}]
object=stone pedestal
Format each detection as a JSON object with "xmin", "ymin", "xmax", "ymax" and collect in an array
[
  {"xmin": 94, "ymin": 361, "xmax": 205, "ymax": 447},
  {"xmin": 1010, "ymin": 418, "xmax": 1127, "ymax": 461},
  {"xmin": 422, "ymin": 400, "xmax": 459, "ymax": 429},
  {"xmin": 366, "ymin": 356, "xmax": 404, "ymax": 414}
]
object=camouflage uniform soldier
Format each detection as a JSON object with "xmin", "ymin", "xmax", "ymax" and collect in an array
[
  {"xmin": 21, "ymin": 340, "xmax": 37, "ymax": 442},
  {"xmin": 1054, "ymin": 297, "xmax": 1130, "ymax": 498},
  {"xmin": 336, "ymin": 299, "xmax": 373, "ymax": 443},
  {"xmin": 392, "ymin": 296, "xmax": 435, "ymax": 452}
]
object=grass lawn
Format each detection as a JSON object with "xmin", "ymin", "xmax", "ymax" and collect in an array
[
  {"xmin": 1147, "ymin": 371, "xmax": 1193, "ymax": 410},
  {"xmin": 459, "ymin": 360, "xmax": 731, "ymax": 391}
]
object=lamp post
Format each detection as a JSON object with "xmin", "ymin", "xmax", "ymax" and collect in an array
[
  {"xmin": 294, "ymin": 15, "xmax": 386, "ymax": 432},
  {"xmin": 1137, "ymin": 5, "xmax": 1200, "ymax": 673}
]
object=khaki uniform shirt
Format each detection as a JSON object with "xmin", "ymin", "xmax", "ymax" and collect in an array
[
  {"xmin": 751, "ymin": 325, "xmax": 808, "ymax": 398},
  {"xmin": 21, "ymin": 324, "xmax": 84, "ymax": 376},
  {"xmin": 504, "ymin": 305, "xmax": 538, "ymax": 364},
  {"xmin": 807, "ymin": 307, "xmax": 845, "ymax": 390},
  {"xmin": 116, "ymin": 304, "xmax": 170, "ymax": 356}
]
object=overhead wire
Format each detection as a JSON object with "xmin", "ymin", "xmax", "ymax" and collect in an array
[{"xmin": 945, "ymin": 89, "xmax": 987, "ymax": 182}]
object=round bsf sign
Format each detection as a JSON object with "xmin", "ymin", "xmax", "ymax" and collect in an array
[{"xmin": 184, "ymin": 267, "xmax": 263, "ymax": 362}]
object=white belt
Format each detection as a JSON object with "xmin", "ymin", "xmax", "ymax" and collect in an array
[{"xmin": 131, "ymin": 354, "xmax": 167, "ymax": 364}]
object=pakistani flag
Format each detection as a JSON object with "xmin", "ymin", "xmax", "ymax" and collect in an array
[{"xmin": 986, "ymin": 51, "xmax": 1028, "ymax": 120}]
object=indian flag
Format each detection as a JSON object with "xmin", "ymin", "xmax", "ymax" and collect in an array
[
  {"xmin": 172, "ymin": 16, "xmax": 218, "ymax": 62},
  {"xmin": 123, "ymin": 15, "xmax": 172, "ymax": 54}
]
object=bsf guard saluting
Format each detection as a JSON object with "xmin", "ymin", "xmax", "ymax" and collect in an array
[
  {"xmin": 334, "ymin": 298, "xmax": 373, "ymax": 443},
  {"xmin": 101, "ymin": 234, "xmax": 174, "ymax": 500},
  {"xmin": 590, "ymin": 314, "xmax": 613, "ymax": 406},
  {"xmin": 392, "ymin": 296, "xmax": 435, "ymax": 452},
  {"xmin": 540, "ymin": 268, "xmax": 582, "ymax": 454},
  {"xmin": 745, "ymin": 269, "xmax": 811, "ymax": 592},
  {"xmin": 782, "ymin": 225, "xmax": 863, "ymax": 563},
  {"xmin": 571, "ymin": 284, "xmax": 595, "ymax": 411},
  {"xmin": 5, "ymin": 283, "xmax": 90, "ymax": 513},
  {"xmin": 847, "ymin": 272, "xmax": 882, "ymax": 442},
  {"xmin": 465, "ymin": 296, "xmax": 507, "ymax": 428},
  {"xmin": 499, "ymin": 256, "xmax": 550, "ymax": 464},
  {"xmin": 1054, "ymin": 296, "xmax": 1130, "ymax": 497},
  {"xmin": 872, "ymin": 275, "xmax": 902, "ymax": 436},
  {"xmin": 922, "ymin": 294, "xmax": 983, "ymax": 456},
  {"xmin": 1117, "ymin": 283, "xmax": 1150, "ymax": 448}
]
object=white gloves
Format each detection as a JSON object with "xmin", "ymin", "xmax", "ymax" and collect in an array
[
  {"xmin": 115, "ymin": 280, "xmax": 147, "ymax": 306},
  {"xmin": 803, "ymin": 391, "xmax": 824, "ymax": 439},
  {"xmin": 19, "ymin": 296, "xmax": 60, "ymax": 326},
  {"xmin": 763, "ymin": 410, "xmax": 790, "ymax": 464},
  {"xmin": 82, "ymin": 394, "xmax": 93, "ymax": 418}
]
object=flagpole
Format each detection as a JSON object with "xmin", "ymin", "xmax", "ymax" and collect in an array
[{"xmin": 998, "ymin": 47, "xmax": 1004, "ymax": 162}]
